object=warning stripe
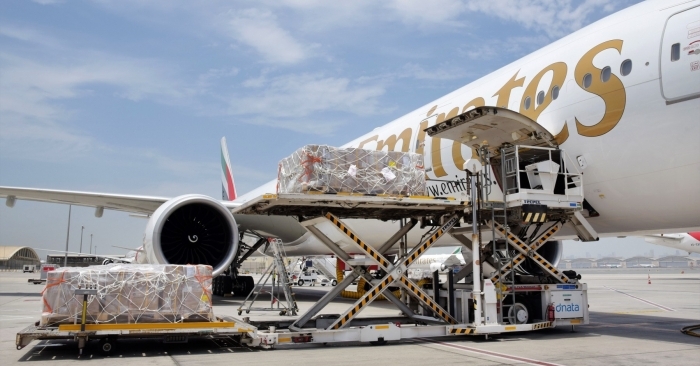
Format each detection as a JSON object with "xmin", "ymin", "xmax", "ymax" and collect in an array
[
  {"xmin": 331, "ymin": 275, "xmax": 394, "ymax": 329},
  {"xmin": 491, "ymin": 223, "xmax": 566, "ymax": 285},
  {"xmin": 522, "ymin": 212, "xmax": 548, "ymax": 223},
  {"xmin": 450, "ymin": 328, "xmax": 476, "ymax": 335},
  {"xmin": 404, "ymin": 214, "xmax": 459, "ymax": 267},
  {"xmin": 400, "ymin": 277, "xmax": 457, "ymax": 324},
  {"xmin": 406, "ymin": 229, "xmax": 443, "ymax": 265},
  {"xmin": 325, "ymin": 213, "xmax": 391, "ymax": 269},
  {"xmin": 532, "ymin": 321, "xmax": 553, "ymax": 330}
]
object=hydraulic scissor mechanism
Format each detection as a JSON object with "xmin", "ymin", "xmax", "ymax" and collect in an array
[
  {"xmin": 324, "ymin": 213, "xmax": 460, "ymax": 329},
  {"xmin": 488, "ymin": 221, "xmax": 568, "ymax": 287}
]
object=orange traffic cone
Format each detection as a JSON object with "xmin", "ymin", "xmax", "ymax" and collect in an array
[{"xmin": 648, "ymin": 274, "xmax": 651, "ymax": 285}]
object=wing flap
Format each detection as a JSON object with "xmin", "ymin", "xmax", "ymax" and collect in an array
[{"xmin": 0, "ymin": 186, "xmax": 169, "ymax": 214}]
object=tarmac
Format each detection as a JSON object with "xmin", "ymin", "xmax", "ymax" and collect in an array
[{"xmin": 1, "ymin": 268, "xmax": 698, "ymax": 365}]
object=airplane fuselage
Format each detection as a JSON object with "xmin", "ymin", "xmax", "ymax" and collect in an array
[{"xmin": 236, "ymin": 1, "xmax": 700, "ymax": 255}]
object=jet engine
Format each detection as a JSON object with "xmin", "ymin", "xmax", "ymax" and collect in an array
[
  {"xmin": 140, "ymin": 194, "xmax": 239, "ymax": 277},
  {"xmin": 486, "ymin": 239, "xmax": 563, "ymax": 280},
  {"xmin": 514, "ymin": 240, "xmax": 563, "ymax": 277},
  {"xmin": 429, "ymin": 262, "xmax": 448, "ymax": 272}
]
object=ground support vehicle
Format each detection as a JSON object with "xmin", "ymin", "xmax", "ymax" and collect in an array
[
  {"xmin": 16, "ymin": 107, "xmax": 599, "ymax": 351},
  {"xmin": 294, "ymin": 268, "xmax": 320, "ymax": 286},
  {"xmin": 27, "ymin": 264, "xmax": 56, "ymax": 285},
  {"xmin": 230, "ymin": 108, "xmax": 596, "ymax": 348}
]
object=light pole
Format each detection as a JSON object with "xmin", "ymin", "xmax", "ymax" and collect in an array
[
  {"xmin": 63, "ymin": 205, "xmax": 72, "ymax": 267},
  {"xmin": 79, "ymin": 226, "xmax": 85, "ymax": 253},
  {"xmin": 90, "ymin": 234, "xmax": 93, "ymax": 255}
]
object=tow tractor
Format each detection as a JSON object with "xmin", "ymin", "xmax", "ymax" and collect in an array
[{"xmin": 27, "ymin": 264, "xmax": 57, "ymax": 285}]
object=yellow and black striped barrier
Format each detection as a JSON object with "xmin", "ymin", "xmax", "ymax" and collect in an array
[
  {"xmin": 522, "ymin": 212, "xmax": 547, "ymax": 223},
  {"xmin": 450, "ymin": 328, "xmax": 476, "ymax": 335},
  {"xmin": 532, "ymin": 321, "xmax": 553, "ymax": 330}
]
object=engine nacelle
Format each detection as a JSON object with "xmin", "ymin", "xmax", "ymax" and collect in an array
[
  {"xmin": 141, "ymin": 194, "xmax": 239, "ymax": 277},
  {"xmin": 429, "ymin": 262, "xmax": 448, "ymax": 272},
  {"xmin": 519, "ymin": 240, "xmax": 563, "ymax": 275}
]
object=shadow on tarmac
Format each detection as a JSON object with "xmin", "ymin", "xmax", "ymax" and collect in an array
[{"xmin": 0, "ymin": 293, "xmax": 42, "ymax": 297}]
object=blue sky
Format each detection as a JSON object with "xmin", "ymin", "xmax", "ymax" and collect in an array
[{"xmin": 3, "ymin": 0, "xmax": 678, "ymax": 259}]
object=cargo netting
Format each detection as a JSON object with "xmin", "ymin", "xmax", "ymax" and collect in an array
[
  {"xmin": 278, "ymin": 145, "xmax": 426, "ymax": 196},
  {"xmin": 40, "ymin": 264, "xmax": 214, "ymax": 326}
]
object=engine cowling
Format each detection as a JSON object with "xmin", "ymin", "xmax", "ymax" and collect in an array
[
  {"xmin": 141, "ymin": 194, "xmax": 239, "ymax": 277},
  {"xmin": 519, "ymin": 240, "xmax": 563, "ymax": 275}
]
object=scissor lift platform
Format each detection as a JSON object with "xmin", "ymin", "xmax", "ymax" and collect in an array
[
  {"xmin": 232, "ymin": 193, "xmax": 467, "ymax": 220},
  {"xmin": 228, "ymin": 190, "xmax": 589, "ymax": 348}
]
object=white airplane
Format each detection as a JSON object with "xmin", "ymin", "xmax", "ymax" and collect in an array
[
  {"xmin": 644, "ymin": 233, "xmax": 700, "ymax": 255},
  {"xmin": 407, "ymin": 247, "xmax": 466, "ymax": 279},
  {"xmin": 1, "ymin": 1, "xmax": 699, "ymax": 293}
]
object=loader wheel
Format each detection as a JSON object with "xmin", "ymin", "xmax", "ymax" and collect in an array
[
  {"xmin": 100, "ymin": 338, "xmax": 115, "ymax": 354},
  {"xmin": 297, "ymin": 279, "xmax": 304, "ymax": 286}
]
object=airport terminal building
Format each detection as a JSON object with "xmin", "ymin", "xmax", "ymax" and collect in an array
[
  {"xmin": 0, "ymin": 246, "xmax": 41, "ymax": 270},
  {"xmin": 563, "ymin": 256, "xmax": 698, "ymax": 269}
]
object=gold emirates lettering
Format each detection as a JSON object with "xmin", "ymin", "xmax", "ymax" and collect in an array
[{"xmin": 354, "ymin": 40, "xmax": 627, "ymax": 181}]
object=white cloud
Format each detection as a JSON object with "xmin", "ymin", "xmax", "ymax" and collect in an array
[
  {"xmin": 227, "ymin": 73, "xmax": 386, "ymax": 134},
  {"xmin": 386, "ymin": 0, "xmax": 467, "ymax": 26},
  {"xmin": 464, "ymin": 0, "xmax": 622, "ymax": 38},
  {"xmin": 400, "ymin": 63, "xmax": 470, "ymax": 80},
  {"xmin": 0, "ymin": 27, "xmax": 195, "ymax": 163},
  {"xmin": 223, "ymin": 8, "xmax": 308, "ymax": 64},
  {"xmin": 32, "ymin": 0, "xmax": 64, "ymax": 4},
  {"xmin": 384, "ymin": 0, "xmax": 623, "ymax": 37}
]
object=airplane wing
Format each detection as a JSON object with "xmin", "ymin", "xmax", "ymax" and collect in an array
[
  {"xmin": 644, "ymin": 235, "xmax": 683, "ymax": 246},
  {"xmin": 0, "ymin": 186, "xmax": 241, "ymax": 215}
]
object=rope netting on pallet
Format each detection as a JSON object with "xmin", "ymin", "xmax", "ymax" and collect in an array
[
  {"xmin": 40, "ymin": 264, "xmax": 214, "ymax": 326},
  {"xmin": 278, "ymin": 145, "xmax": 426, "ymax": 196}
]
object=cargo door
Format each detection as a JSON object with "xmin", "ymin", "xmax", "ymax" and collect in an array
[{"xmin": 660, "ymin": 5, "xmax": 700, "ymax": 102}]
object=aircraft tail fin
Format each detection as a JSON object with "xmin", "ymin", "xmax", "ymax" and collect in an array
[
  {"xmin": 452, "ymin": 247, "xmax": 461, "ymax": 254},
  {"xmin": 221, "ymin": 137, "xmax": 237, "ymax": 201}
]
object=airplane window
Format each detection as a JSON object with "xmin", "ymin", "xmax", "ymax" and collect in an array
[
  {"xmin": 601, "ymin": 66, "xmax": 611, "ymax": 82},
  {"xmin": 552, "ymin": 85, "xmax": 560, "ymax": 100},
  {"xmin": 671, "ymin": 43, "xmax": 680, "ymax": 62},
  {"xmin": 524, "ymin": 96, "xmax": 531, "ymax": 110},
  {"xmin": 583, "ymin": 73, "xmax": 592, "ymax": 89},
  {"xmin": 537, "ymin": 91, "xmax": 545, "ymax": 105},
  {"xmin": 620, "ymin": 59, "xmax": 632, "ymax": 76}
]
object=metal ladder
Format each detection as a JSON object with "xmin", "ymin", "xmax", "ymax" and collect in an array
[
  {"xmin": 311, "ymin": 257, "xmax": 337, "ymax": 281},
  {"xmin": 238, "ymin": 238, "xmax": 298, "ymax": 316},
  {"xmin": 497, "ymin": 145, "xmax": 518, "ymax": 324}
]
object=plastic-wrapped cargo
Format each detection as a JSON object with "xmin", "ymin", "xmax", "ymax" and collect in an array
[
  {"xmin": 277, "ymin": 145, "xmax": 426, "ymax": 196},
  {"xmin": 40, "ymin": 264, "xmax": 213, "ymax": 326}
]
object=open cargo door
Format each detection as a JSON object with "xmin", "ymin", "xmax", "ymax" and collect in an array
[{"xmin": 423, "ymin": 106, "xmax": 558, "ymax": 156}]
